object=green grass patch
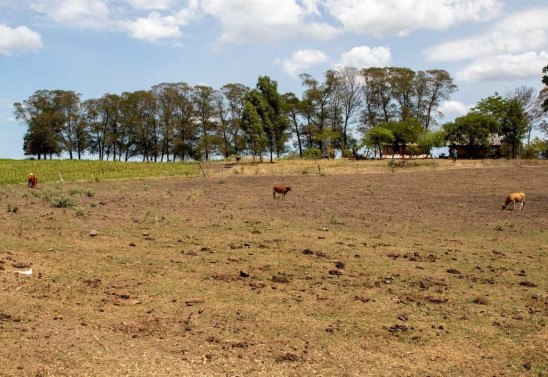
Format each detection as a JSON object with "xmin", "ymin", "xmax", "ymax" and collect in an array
[{"xmin": 0, "ymin": 159, "xmax": 200, "ymax": 185}]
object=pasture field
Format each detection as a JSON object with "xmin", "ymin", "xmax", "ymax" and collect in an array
[
  {"xmin": 0, "ymin": 160, "xmax": 547, "ymax": 376},
  {"xmin": 0, "ymin": 159, "xmax": 199, "ymax": 185}
]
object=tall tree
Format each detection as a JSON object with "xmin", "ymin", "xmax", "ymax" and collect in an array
[
  {"xmin": 241, "ymin": 99, "xmax": 266, "ymax": 161},
  {"xmin": 14, "ymin": 90, "xmax": 64, "ymax": 159},
  {"xmin": 360, "ymin": 67, "xmax": 393, "ymax": 128},
  {"xmin": 255, "ymin": 76, "xmax": 290, "ymax": 162},
  {"xmin": 53, "ymin": 90, "xmax": 83, "ymax": 160},
  {"xmin": 500, "ymin": 98, "xmax": 528, "ymax": 158},
  {"xmin": 119, "ymin": 90, "xmax": 158, "ymax": 161},
  {"xmin": 220, "ymin": 83, "xmax": 249, "ymax": 156},
  {"xmin": 282, "ymin": 92, "xmax": 304, "ymax": 157},
  {"xmin": 300, "ymin": 73, "xmax": 335, "ymax": 155},
  {"xmin": 506, "ymin": 86, "xmax": 545, "ymax": 143},
  {"xmin": 152, "ymin": 83, "xmax": 181, "ymax": 162},
  {"xmin": 192, "ymin": 85, "xmax": 217, "ymax": 161},
  {"xmin": 414, "ymin": 69, "xmax": 457, "ymax": 129},
  {"xmin": 334, "ymin": 66, "xmax": 362, "ymax": 150},
  {"xmin": 172, "ymin": 83, "xmax": 197, "ymax": 161}
]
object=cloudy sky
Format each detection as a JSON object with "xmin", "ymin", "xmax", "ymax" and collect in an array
[{"xmin": 1, "ymin": 0, "xmax": 546, "ymax": 158}]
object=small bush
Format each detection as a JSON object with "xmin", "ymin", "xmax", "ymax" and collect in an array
[
  {"xmin": 75, "ymin": 206, "xmax": 85, "ymax": 217},
  {"xmin": 303, "ymin": 147, "xmax": 322, "ymax": 159},
  {"xmin": 329, "ymin": 212, "xmax": 344, "ymax": 225},
  {"xmin": 187, "ymin": 188, "xmax": 203, "ymax": 202},
  {"xmin": 341, "ymin": 149, "xmax": 353, "ymax": 159},
  {"xmin": 51, "ymin": 197, "xmax": 76, "ymax": 208}
]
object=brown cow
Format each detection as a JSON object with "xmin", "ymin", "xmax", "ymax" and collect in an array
[
  {"xmin": 273, "ymin": 184, "xmax": 291, "ymax": 200},
  {"xmin": 501, "ymin": 192, "xmax": 525, "ymax": 211},
  {"xmin": 27, "ymin": 173, "xmax": 38, "ymax": 189}
]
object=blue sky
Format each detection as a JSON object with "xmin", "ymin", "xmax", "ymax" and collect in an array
[{"xmin": 1, "ymin": 0, "xmax": 547, "ymax": 159}]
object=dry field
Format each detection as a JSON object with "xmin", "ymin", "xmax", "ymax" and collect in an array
[{"xmin": 0, "ymin": 161, "xmax": 547, "ymax": 376}]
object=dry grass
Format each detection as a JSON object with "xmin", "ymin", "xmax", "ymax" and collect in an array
[{"xmin": 0, "ymin": 161, "xmax": 546, "ymax": 376}]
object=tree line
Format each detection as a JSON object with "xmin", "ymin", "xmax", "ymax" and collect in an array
[
  {"xmin": 14, "ymin": 65, "xmax": 547, "ymax": 161},
  {"xmin": 363, "ymin": 66, "xmax": 548, "ymax": 159}
]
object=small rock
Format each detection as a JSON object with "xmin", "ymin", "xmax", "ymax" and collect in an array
[
  {"xmin": 520, "ymin": 281, "xmax": 537, "ymax": 287},
  {"xmin": 89, "ymin": 230, "xmax": 98, "ymax": 237},
  {"xmin": 335, "ymin": 261, "xmax": 345, "ymax": 269},
  {"xmin": 239, "ymin": 270, "xmax": 250, "ymax": 278},
  {"xmin": 328, "ymin": 269, "xmax": 342, "ymax": 276}
]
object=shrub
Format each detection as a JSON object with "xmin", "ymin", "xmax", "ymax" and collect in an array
[
  {"xmin": 341, "ymin": 149, "xmax": 353, "ymax": 159},
  {"xmin": 51, "ymin": 197, "xmax": 76, "ymax": 208},
  {"xmin": 303, "ymin": 147, "xmax": 322, "ymax": 159}
]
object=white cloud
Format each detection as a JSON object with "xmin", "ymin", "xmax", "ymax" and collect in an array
[
  {"xmin": 457, "ymin": 51, "xmax": 548, "ymax": 82},
  {"xmin": 127, "ymin": 0, "xmax": 173, "ymax": 10},
  {"xmin": 323, "ymin": 0, "xmax": 501, "ymax": 36},
  {"xmin": 338, "ymin": 46, "xmax": 391, "ymax": 68},
  {"xmin": 200, "ymin": 0, "xmax": 340, "ymax": 44},
  {"xmin": 0, "ymin": 24, "xmax": 43, "ymax": 56},
  {"xmin": 439, "ymin": 100, "xmax": 470, "ymax": 116},
  {"xmin": 425, "ymin": 7, "xmax": 548, "ymax": 62},
  {"xmin": 281, "ymin": 49, "xmax": 329, "ymax": 77},
  {"xmin": 124, "ymin": 12, "xmax": 181, "ymax": 41},
  {"xmin": 30, "ymin": 0, "xmax": 112, "ymax": 29}
]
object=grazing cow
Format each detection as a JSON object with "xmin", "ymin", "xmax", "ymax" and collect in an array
[
  {"xmin": 273, "ymin": 184, "xmax": 292, "ymax": 200},
  {"xmin": 501, "ymin": 192, "xmax": 525, "ymax": 211},
  {"xmin": 27, "ymin": 173, "xmax": 38, "ymax": 189}
]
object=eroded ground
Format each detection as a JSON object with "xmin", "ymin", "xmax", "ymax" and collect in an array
[{"xmin": 0, "ymin": 165, "xmax": 547, "ymax": 376}]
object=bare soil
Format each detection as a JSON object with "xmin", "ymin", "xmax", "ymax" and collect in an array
[{"xmin": 0, "ymin": 164, "xmax": 547, "ymax": 376}]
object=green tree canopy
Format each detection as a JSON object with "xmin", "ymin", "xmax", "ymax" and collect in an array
[
  {"xmin": 500, "ymin": 98, "xmax": 528, "ymax": 158},
  {"xmin": 443, "ymin": 113, "xmax": 499, "ymax": 156},
  {"xmin": 363, "ymin": 126, "xmax": 395, "ymax": 158}
]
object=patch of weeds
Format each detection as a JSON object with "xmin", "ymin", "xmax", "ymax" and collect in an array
[
  {"xmin": 387, "ymin": 159, "xmax": 409, "ymax": 169},
  {"xmin": 301, "ymin": 167, "xmax": 309, "ymax": 175},
  {"xmin": 6, "ymin": 204, "xmax": 18, "ymax": 214},
  {"xmin": 320, "ymin": 171, "xmax": 326, "ymax": 177},
  {"xmin": 494, "ymin": 221, "xmax": 513, "ymax": 231},
  {"xmin": 51, "ymin": 197, "xmax": 76, "ymax": 208},
  {"xmin": 329, "ymin": 212, "xmax": 344, "ymax": 225},
  {"xmin": 217, "ymin": 179, "xmax": 225, "ymax": 184},
  {"xmin": 85, "ymin": 190, "xmax": 94, "ymax": 198},
  {"xmin": 74, "ymin": 206, "xmax": 86, "ymax": 217},
  {"xmin": 187, "ymin": 188, "xmax": 203, "ymax": 202},
  {"xmin": 140, "ymin": 210, "xmax": 157, "ymax": 224},
  {"xmin": 233, "ymin": 166, "xmax": 244, "ymax": 175}
]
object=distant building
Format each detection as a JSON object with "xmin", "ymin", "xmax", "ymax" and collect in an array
[{"xmin": 449, "ymin": 134, "xmax": 502, "ymax": 159}]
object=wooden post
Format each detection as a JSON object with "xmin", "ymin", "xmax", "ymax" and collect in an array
[{"xmin": 199, "ymin": 163, "xmax": 206, "ymax": 177}]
